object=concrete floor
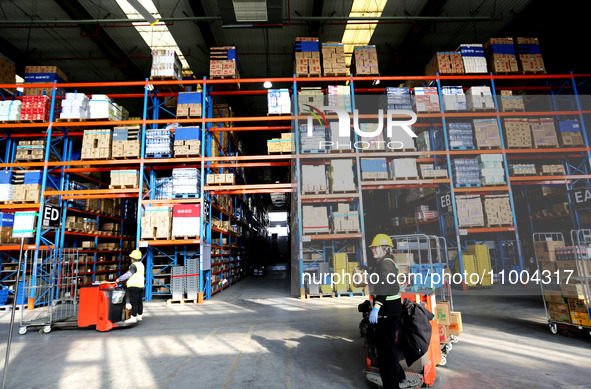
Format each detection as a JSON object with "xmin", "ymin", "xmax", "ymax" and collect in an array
[{"xmin": 1, "ymin": 267, "xmax": 590, "ymax": 389}]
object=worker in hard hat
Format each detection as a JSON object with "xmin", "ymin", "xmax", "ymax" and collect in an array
[
  {"xmin": 368, "ymin": 234, "xmax": 408, "ymax": 389},
  {"xmin": 115, "ymin": 249, "xmax": 145, "ymax": 324}
]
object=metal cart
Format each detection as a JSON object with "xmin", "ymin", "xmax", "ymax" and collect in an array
[
  {"xmin": 533, "ymin": 231, "xmax": 591, "ymax": 336},
  {"xmin": 18, "ymin": 249, "xmax": 86, "ymax": 334}
]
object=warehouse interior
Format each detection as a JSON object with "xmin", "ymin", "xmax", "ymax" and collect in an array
[{"xmin": 1, "ymin": 1, "xmax": 591, "ymax": 388}]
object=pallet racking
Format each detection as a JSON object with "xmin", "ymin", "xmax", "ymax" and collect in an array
[{"xmin": 1, "ymin": 72, "xmax": 590, "ymax": 302}]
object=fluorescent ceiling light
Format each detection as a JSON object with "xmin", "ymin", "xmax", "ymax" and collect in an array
[
  {"xmin": 233, "ymin": 0, "xmax": 268, "ymax": 22},
  {"xmin": 116, "ymin": 0, "xmax": 191, "ymax": 71},
  {"xmin": 341, "ymin": 0, "xmax": 388, "ymax": 68}
]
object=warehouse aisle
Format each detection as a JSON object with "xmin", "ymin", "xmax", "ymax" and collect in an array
[{"xmin": 1, "ymin": 282, "xmax": 591, "ymax": 388}]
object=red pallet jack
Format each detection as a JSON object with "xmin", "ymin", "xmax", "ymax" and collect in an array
[
  {"xmin": 77, "ymin": 283, "xmax": 137, "ymax": 331},
  {"xmin": 359, "ymin": 292, "xmax": 441, "ymax": 388}
]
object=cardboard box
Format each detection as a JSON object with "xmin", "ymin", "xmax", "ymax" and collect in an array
[
  {"xmin": 537, "ymin": 261, "xmax": 556, "ymax": 273},
  {"xmin": 570, "ymin": 311, "xmax": 591, "ymax": 326},
  {"xmin": 561, "ymin": 284, "xmax": 587, "ymax": 299},
  {"xmin": 448, "ymin": 312, "xmax": 463, "ymax": 336},
  {"xmin": 567, "ymin": 298, "xmax": 589, "ymax": 313},
  {"xmin": 549, "ymin": 309, "xmax": 571, "ymax": 323},
  {"xmin": 533, "ymin": 241, "xmax": 563, "ymax": 262},
  {"xmin": 438, "ymin": 324, "xmax": 451, "ymax": 343},
  {"xmin": 543, "ymin": 290, "xmax": 565, "ymax": 303},
  {"xmin": 436, "ymin": 301, "xmax": 451, "ymax": 325}
]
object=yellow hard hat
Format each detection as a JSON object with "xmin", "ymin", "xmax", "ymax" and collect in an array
[
  {"xmin": 369, "ymin": 234, "xmax": 393, "ymax": 247},
  {"xmin": 129, "ymin": 249, "xmax": 142, "ymax": 260}
]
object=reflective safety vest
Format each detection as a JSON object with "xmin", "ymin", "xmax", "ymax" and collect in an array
[
  {"xmin": 127, "ymin": 261, "xmax": 145, "ymax": 288},
  {"xmin": 383, "ymin": 257, "xmax": 401, "ymax": 301}
]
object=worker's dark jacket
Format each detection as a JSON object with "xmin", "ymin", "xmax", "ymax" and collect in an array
[
  {"xmin": 399, "ymin": 298, "xmax": 435, "ymax": 366},
  {"xmin": 371, "ymin": 255, "xmax": 400, "ymax": 317}
]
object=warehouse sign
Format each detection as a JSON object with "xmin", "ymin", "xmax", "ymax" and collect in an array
[
  {"xmin": 12, "ymin": 212, "xmax": 38, "ymax": 238},
  {"xmin": 438, "ymin": 192, "xmax": 453, "ymax": 215},
  {"xmin": 571, "ymin": 187, "xmax": 591, "ymax": 210},
  {"xmin": 41, "ymin": 204, "xmax": 62, "ymax": 228}
]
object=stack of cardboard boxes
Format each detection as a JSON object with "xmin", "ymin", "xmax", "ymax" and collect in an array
[
  {"xmin": 298, "ymin": 87, "xmax": 324, "ymax": 113},
  {"xmin": 331, "ymin": 204, "xmax": 360, "ymax": 233},
  {"xmin": 89, "ymin": 94, "xmax": 124, "ymax": 120},
  {"xmin": 415, "ymin": 205, "xmax": 439, "ymax": 222},
  {"xmin": 504, "ymin": 118, "xmax": 532, "ymax": 148},
  {"xmin": 302, "ymin": 205, "xmax": 330, "ymax": 234},
  {"xmin": 382, "ymin": 87, "xmax": 413, "ymax": 110},
  {"xmin": 482, "ymin": 194, "xmax": 513, "ymax": 227},
  {"xmin": 321, "ymin": 43, "xmax": 347, "ymax": 76},
  {"xmin": 452, "ymin": 158, "xmax": 480, "ymax": 186},
  {"xmin": 23, "ymin": 65, "xmax": 67, "ymax": 96},
  {"xmin": 172, "ymin": 168, "xmax": 200, "ymax": 196},
  {"xmin": 65, "ymin": 216, "xmax": 98, "ymax": 232},
  {"xmin": 20, "ymin": 95, "xmax": 52, "ymax": 121},
  {"xmin": 210, "ymin": 46, "xmax": 240, "ymax": 78},
  {"xmin": 145, "ymin": 129, "xmax": 173, "ymax": 157},
  {"xmin": 360, "ymin": 158, "xmax": 388, "ymax": 180},
  {"xmin": 477, "ymin": 154, "xmax": 505, "ymax": 185},
  {"xmin": 510, "ymin": 163, "xmax": 537, "ymax": 176},
  {"xmin": 448, "ymin": 122, "xmax": 475, "ymax": 149},
  {"xmin": 436, "ymin": 302, "xmax": 463, "ymax": 342},
  {"xmin": 12, "ymin": 171, "xmax": 44, "ymax": 203},
  {"xmin": 109, "ymin": 170, "xmax": 139, "ymax": 189},
  {"xmin": 441, "ymin": 86, "xmax": 467, "ymax": 111},
  {"xmin": 150, "ymin": 49, "xmax": 183, "ymax": 80},
  {"xmin": 455, "ymin": 195, "xmax": 485, "ymax": 227},
  {"xmin": 473, "ymin": 119, "xmax": 501, "ymax": 148},
  {"xmin": 174, "ymin": 127, "xmax": 201, "ymax": 157},
  {"xmin": 302, "ymin": 165, "xmax": 328, "ymax": 193},
  {"xmin": 540, "ymin": 164, "xmax": 565, "ymax": 175},
  {"xmin": 294, "ymin": 38, "xmax": 321, "ymax": 76},
  {"xmin": 205, "ymin": 173, "xmax": 235, "ymax": 185},
  {"xmin": 458, "ymin": 44, "xmax": 488, "ymax": 73},
  {"xmin": 329, "ymin": 160, "xmax": 356, "ymax": 192},
  {"xmin": 388, "ymin": 158, "xmax": 419, "ymax": 179},
  {"xmin": 81, "ymin": 129, "xmax": 112, "ymax": 160},
  {"xmin": 498, "ymin": 90, "xmax": 525, "ymax": 111},
  {"xmin": 466, "ymin": 86, "xmax": 495, "ymax": 110},
  {"xmin": 484, "ymin": 38, "xmax": 519, "ymax": 74},
  {"xmin": 352, "ymin": 46, "xmax": 379, "ymax": 76},
  {"xmin": 267, "ymin": 89, "xmax": 291, "ymax": 114},
  {"xmin": 0, "ymin": 171, "xmax": 13, "ymax": 202},
  {"xmin": 0, "ymin": 100, "xmax": 21, "ymax": 121},
  {"xmin": 177, "ymin": 92, "xmax": 202, "ymax": 118},
  {"xmin": 60, "ymin": 92, "xmax": 89, "ymax": 120},
  {"xmin": 425, "ymin": 52, "xmax": 464, "ymax": 75},
  {"xmin": 530, "ymin": 118, "xmax": 559, "ymax": 148},
  {"xmin": 412, "ymin": 87, "xmax": 440, "ymax": 113},
  {"xmin": 112, "ymin": 125, "xmax": 140, "ymax": 158},
  {"xmin": 327, "ymin": 85, "xmax": 352, "ymax": 112},
  {"xmin": 418, "ymin": 164, "xmax": 448, "ymax": 179},
  {"xmin": 141, "ymin": 207, "xmax": 172, "ymax": 240},
  {"xmin": 15, "ymin": 140, "xmax": 46, "ymax": 161},
  {"xmin": 0, "ymin": 213, "xmax": 18, "ymax": 244},
  {"xmin": 516, "ymin": 37, "xmax": 546, "ymax": 74},
  {"xmin": 267, "ymin": 133, "xmax": 293, "ymax": 154},
  {"xmin": 557, "ymin": 120, "xmax": 585, "ymax": 147}
]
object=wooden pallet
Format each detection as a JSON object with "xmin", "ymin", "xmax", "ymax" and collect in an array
[
  {"xmin": 481, "ymin": 182, "xmax": 507, "ymax": 186},
  {"xmin": 416, "ymin": 110, "xmax": 441, "ymax": 114},
  {"xmin": 506, "ymin": 145, "xmax": 533, "ymax": 149},
  {"xmin": 470, "ymin": 107, "xmax": 496, "ymax": 112},
  {"xmin": 302, "ymin": 190, "xmax": 329, "ymax": 195},
  {"xmin": 172, "ymin": 236, "xmax": 199, "ymax": 240},
  {"xmin": 521, "ymin": 70, "xmax": 547, "ymax": 75},
  {"xmin": 333, "ymin": 230, "xmax": 361, "ymax": 234},
  {"xmin": 81, "ymin": 156, "xmax": 112, "ymax": 160},
  {"xmin": 486, "ymin": 223, "xmax": 513, "ymax": 228},
  {"xmin": 336, "ymin": 292, "xmax": 365, "ymax": 297},
  {"xmin": 362, "ymin": 176, "xmax": 389, "ymax": 181},
  {"xmin": 455, "ymin": 183, "xmax": 481, "ymax": 188},
  {"xmin": 476, "ymin": 146, "xmax": 502, "ymax": 150},
  {"xmin": 109, "ymin": 184, "xmax": 139, "ymax": 189},
  {"xmin": 176, "ymin": 115, "xmax": 201, "ymax": 120},
  {"xmin": 55, "ymin": 118, "xmax": 86, "ymax": 122},
  {"xmin": 306, "ymin": 293, "xmax": 335, "ymax": 299},
  {"xmin": 533, "ymin": 144, "xmax": 560, "ymax": 149},
  {"xmin": 0, "ymin": 305, "xmax": 27, "ymax": 311},
  {"xmin": 173, "ymin": 154, "xmax": 200, "ymax": 158},
  {"xmin": 500, "ymin": 109, "xmax": 526, "ymax": 112},
  {"xmin": 331, "ymin": 190, "xmax": 358, "ymax": 194},
  {"xmin": 111, "ymin": 155, "xmax": 141, "ymax": 160},
  {"xmin": 145, "ymin": 153, "xmax": 173, "ymax": 159},
  {"xmin": 15, "ymin": 119, "xmax": 48, "ymax": 123},
  {"xmin": 327, "ymin": 149, "xmax": 353, "ymax": 153},
  {"xmin": 302, "ymin": 230, "xmax": 331, "ymax": 235},
  {"xmin": 295, "ymin": 73, "xmax": 322, "ymax": 77},
  {"xmin": 141, "ymin": 236, "xmax": 170, "ymax": 240},
  {"xmin": 323, "ymin": 72, "xmax": 349, "ymax": 77},
  {"xmin": 9, "ymin": 200, "xmax": 39, "ymax": 204},
  {"xmin": 450, "ymin": 146, "xmax": 476, "ymax": 151},
  {"xmin": 166, "ymin": 298, "xmax": 199, "ymax": 305},
  {"xmin": 392, "ymin": 176, "xmax": 420, "ymax": 181}
]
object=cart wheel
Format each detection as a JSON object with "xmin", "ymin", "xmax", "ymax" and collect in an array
[
  {"xmin": 43, "ymin": 325, "xmax": 52, "ymax": 334},
  {"xmin": 549, "ymin": 323, "xmax": 558, "ymax": 334},
  {"xmin": 451, "ymin": 336, "xmax": 459, "ymax": 344},
  {"xmin": 446, "ymin": 342, "xmax": 453, "ymax": 351},
  {"xmin": 18, "ymin": 327, "xmax": 27, "ymax": 335},
  {"xmin": 439, "ymin": 355, "xmax": 447, "ymax": 366}
]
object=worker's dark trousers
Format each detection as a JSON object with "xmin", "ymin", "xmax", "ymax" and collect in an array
[
  {"xmin": 127, "ymin": 287, "xmax": 144, "ymax": 317},
  {"xmin": 376, "ymin": 302, "xmax": 405, "ymax": 389}
]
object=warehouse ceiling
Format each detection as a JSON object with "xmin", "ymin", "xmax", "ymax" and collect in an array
[{"xmin": 3, "ymin": 0, "xmax": 585, "ymax": 84}]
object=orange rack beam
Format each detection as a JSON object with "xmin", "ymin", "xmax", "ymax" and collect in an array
[
  {"xmin": 454, "ymin": 186, "xmax": 509, "ymax": 192},
  {"xmin": 462, "ymin": 227, "xmax": 516, "ymax": 234},
  {"xmin": 304, "ymin": 233, "xmax": 363, "ymax": 241},
  {"xmin": 0, "ymin": 203, "xmax": 40, "ymax": 210},
  {"xmin": 140, "ymin": 239, "xmax": 201, "ymax": 246},
  {"xmin": 141, "ymin": 198, "xmax": 202, "ymax": 205}
]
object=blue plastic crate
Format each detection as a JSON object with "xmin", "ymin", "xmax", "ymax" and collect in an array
[
  {"xmin": 409, "ymin": 263, "xmax": 446, "ymax": 288},
  {"xmin": 0, "ymin": 288, "xmax": 9, "ymax": 305}
]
